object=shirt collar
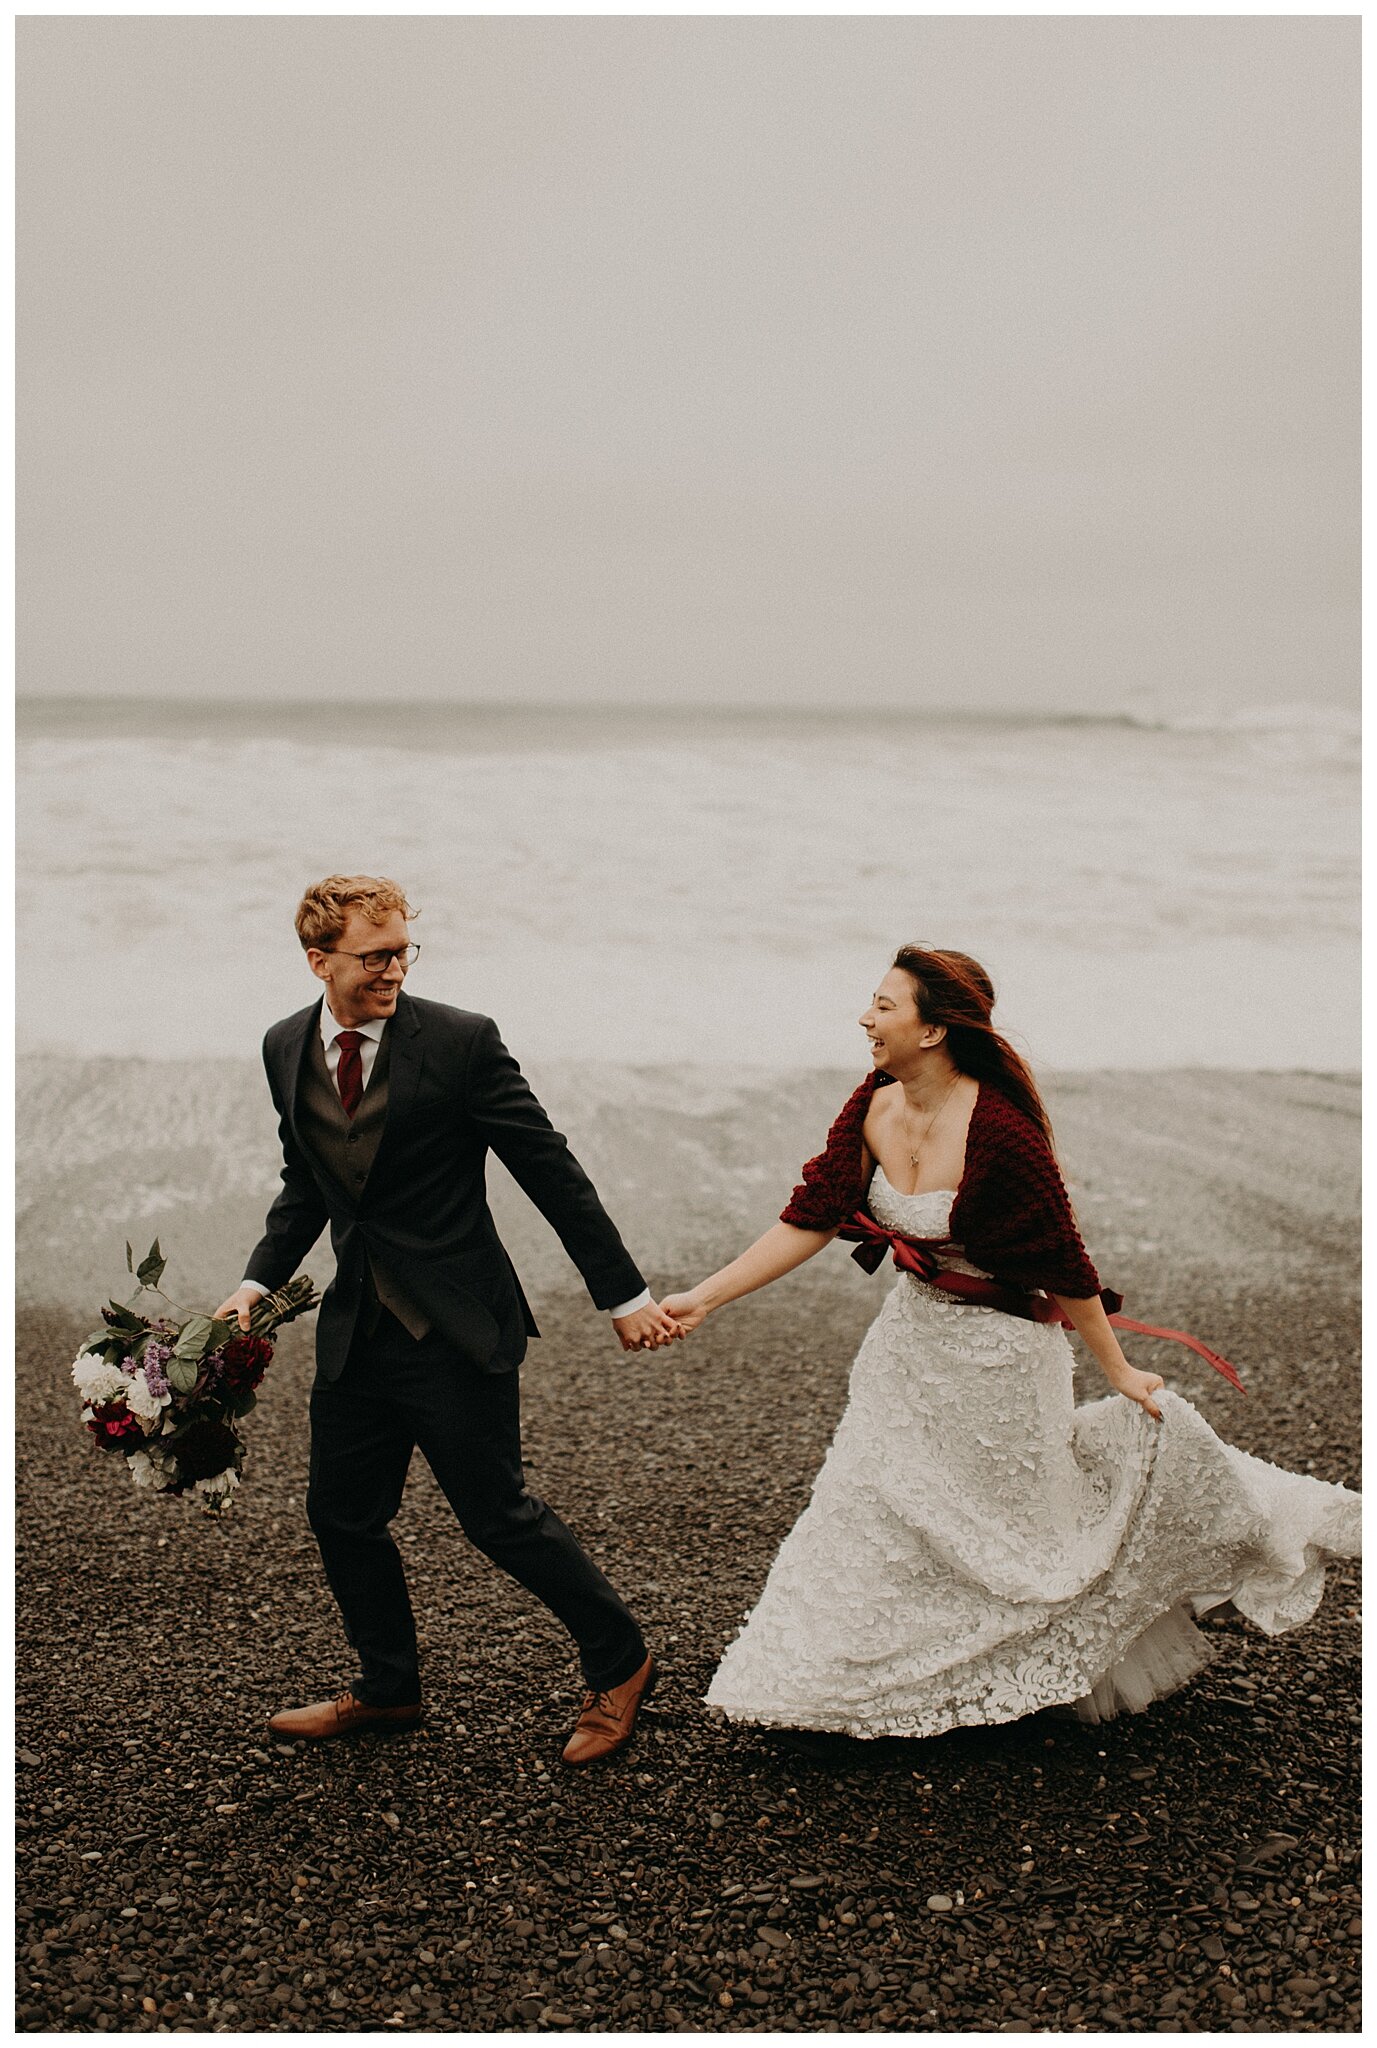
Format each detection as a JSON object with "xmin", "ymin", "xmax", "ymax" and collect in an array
[{"xmin": 319, "ymin": 1003, "xmax": 388, "ymax": 1049}]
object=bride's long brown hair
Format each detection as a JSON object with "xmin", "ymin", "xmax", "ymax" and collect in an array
[{"xmin": 891, "ymin": 946, "xmax": 1055, "ymax": 1148}]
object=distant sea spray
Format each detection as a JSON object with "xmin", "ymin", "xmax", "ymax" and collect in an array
[{"xmin": 19, "ymin": 698, "xmax": 1358, "ymax": 1070}]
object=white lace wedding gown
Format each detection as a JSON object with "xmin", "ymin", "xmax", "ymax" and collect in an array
[{"xmin": 706, "ymin": 1170, "xmax": 1361, "ymax": 1737}]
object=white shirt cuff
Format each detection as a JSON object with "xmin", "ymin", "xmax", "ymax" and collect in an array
[
  {"xmin": 608, "ymin": 1287, "xmax": 653, "ymax": 1319},
  {"xmin": 239, "ymin": 1279, "xmax": 270, "ymax": 1298}
]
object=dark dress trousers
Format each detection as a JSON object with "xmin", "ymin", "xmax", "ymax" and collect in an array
[{"xmin": 245, "ymin": 990, "xmax": 649, "ymax": 1705}]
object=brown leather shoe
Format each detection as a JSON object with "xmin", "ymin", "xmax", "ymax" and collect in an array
[
  {"xmin": 562, "ymin": 1654, "xmax": 656, "ymax": 1767},
  {"xmin": 267, "ymin": 1690, "xmax": 422, "ymax": 1741}
]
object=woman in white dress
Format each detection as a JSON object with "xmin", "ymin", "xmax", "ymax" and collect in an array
[{"xmin": 662, "ymin": 947, "xmax": 1360, "ymax": 1739}]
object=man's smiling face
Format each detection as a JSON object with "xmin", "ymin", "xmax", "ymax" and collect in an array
[{"xmin": 306, "ymin": 907, "xmax": 412, "ymax": 1027}]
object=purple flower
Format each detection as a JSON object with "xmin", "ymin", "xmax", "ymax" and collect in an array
[{"xmin": 142, "ymin": 1342, "xmax": 172, "ymax": 1398}]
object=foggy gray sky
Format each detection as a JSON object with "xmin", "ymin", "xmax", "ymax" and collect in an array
[{"xmin": 17, "ymin": 15, "xmax": 1358, "ymax": 713}]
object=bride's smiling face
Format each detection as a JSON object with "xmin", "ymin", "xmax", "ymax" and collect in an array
[{"xmin": 860, "ymin": 968, "xmax": 946, "ymax": 1072}]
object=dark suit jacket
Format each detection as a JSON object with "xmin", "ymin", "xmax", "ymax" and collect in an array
[{"xmin": 246, "ymin": 991, "xmax": 646, "ymax": 1378}]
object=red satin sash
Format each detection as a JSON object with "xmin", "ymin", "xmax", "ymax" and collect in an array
[{"xmin": 837, "ymin": 1211, "xmax": 1245, "ymax": 1394}]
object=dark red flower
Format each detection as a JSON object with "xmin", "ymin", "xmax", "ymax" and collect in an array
[
  {"xmin": 86, "ymin": 1401, "xmax": 146, "ymax": 1452},
  {"xmin": 215, "ymin": 1334, "xmax": 273, "ymax": 1397},
  {"xmin": 171, "ymin": 1417, "xmax": 241, "ymax": 1483}
]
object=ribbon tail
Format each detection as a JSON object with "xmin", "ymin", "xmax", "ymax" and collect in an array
[
  {"xmin": 1109, "ymin": 1315, "xmax": 1247, "ymax": 1395},
  {"xmin": 847, "ymin": 1240, "xmax": 887, "ymax": 1276}
]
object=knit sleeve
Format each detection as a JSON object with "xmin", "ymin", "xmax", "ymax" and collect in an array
[
  {"xmin": 959, "ymin": 1102, "xmax": 1103, "ymax": 1299},
  {"xmin": 779, "ymin": 1076, "xmax": 876, "ymax": 1231}
]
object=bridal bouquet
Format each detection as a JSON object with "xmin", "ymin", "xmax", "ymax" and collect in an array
[{"xmin": 71, "ymin": 1241, "xmax": 319, "ymax": 1515}]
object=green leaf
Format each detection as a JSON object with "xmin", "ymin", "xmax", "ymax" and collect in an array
[
  {"xmin": 125, "ymin": 1242, "xmax": 134, "ymax": 1274},
  {"xmin": 205, "ymin": 1317, "xmax": 235, "ymax": 1353},
  {"xmin": 229, "ymin": 1390, "xmax": 257, "ymax": 1418},
  {"xmin": 174, "ymin": 1313, "xmax": 217, "ymax": 1361},
  {"xmin": 136, "ymin": 1240, "xmax": 167, "ymax": 1290},
  {"xmin": 166, "ymin": 1354, "xmax": 199, "ymax": 1395}
]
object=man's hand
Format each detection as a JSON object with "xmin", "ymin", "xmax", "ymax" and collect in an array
[
  {"xmin": 611, "ymin": 1301, "xmax": 683, "ymax": 1352},
  {"xmin": 214, "ymin": 1286, "xmax": 263, "ymax": 1334}
]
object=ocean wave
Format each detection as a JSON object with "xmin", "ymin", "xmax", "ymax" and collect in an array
[
  {"xmin": 16, "ymin": 695, "xmax": 1361, "ymax": 745},
  {"xmin": 1001, "ymin": 701, "xmax": 1358, "ymax": 743}
]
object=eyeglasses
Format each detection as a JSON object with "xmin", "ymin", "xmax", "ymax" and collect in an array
[{"xmin": 326, "ymin": 944, "xmax": 421, "ymax": 971}]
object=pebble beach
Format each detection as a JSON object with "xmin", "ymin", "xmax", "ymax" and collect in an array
[{"xmin": 16, "ymin": 1062, "xmax": 1360, "ymax": 2033}]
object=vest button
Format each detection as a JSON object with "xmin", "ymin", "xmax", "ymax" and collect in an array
[{"xmin": 346, "ymin": 1131, "xmax": 359, "ymax": 1145}]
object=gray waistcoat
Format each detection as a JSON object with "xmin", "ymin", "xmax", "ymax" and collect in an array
[{"xmin": 297, "ymin": 1027, "xmax": 431, "ymax": 1339}]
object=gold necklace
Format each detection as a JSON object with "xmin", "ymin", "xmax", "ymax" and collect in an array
[{"xmin": 903, "ymin": 1072, "xmax": 962, "ymax": 1167}]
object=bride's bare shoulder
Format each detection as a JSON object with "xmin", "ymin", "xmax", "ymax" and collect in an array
[
  {"xmin": 863, "ymin": 1080, "xmax": 900, "ymax": 1119},
  {"xmin": 860, "ymin": 1080, "xmax": 899, "ymax": 1147}
]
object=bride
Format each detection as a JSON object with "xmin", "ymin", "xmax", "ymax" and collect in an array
[{"xmin": 662, "ymin": 946, "xmax": 1360, "ymax": 1738}]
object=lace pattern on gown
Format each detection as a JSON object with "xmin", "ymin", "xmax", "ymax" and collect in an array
[{"xmin": 705, "ymin": 1173, "xmax": 1360, "ymax": 1738}]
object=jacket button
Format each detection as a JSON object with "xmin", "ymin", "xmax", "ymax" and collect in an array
[{"xmin": 353, "ymin": 1170, "xmax": 366, "ymax": 1184}]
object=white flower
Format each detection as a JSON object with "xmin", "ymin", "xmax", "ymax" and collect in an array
[
  {"xmin": 74, "ymin": 1359, "xmax": 130, "ymax": 1406},
  {"xmin": 127, "ymin": 1450, "xmax": 158, "ymax": 1489},
  {"xmin": 128, "ymin": 1443, "xmax": 179, "ymax": 1491},
  {"xmin": 192, "ymin": 1468, "xmax": 239, "ymax": 1514},
  {"xmin": 123, "ymin": 1369, "xmax": 172, "ymax": 1430},
  {"xmin": 195, "ymin": 1467, "xmax": 237, "ymax": 1498}
]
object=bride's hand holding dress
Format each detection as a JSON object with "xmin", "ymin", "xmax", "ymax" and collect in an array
[{"xmin": 1052, "ymin": 1291, "xmax": 1165, "ymax": 1421}]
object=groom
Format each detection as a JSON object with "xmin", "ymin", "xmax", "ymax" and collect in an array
[{"xmin": 216, "ymin": 874, "xmax": 676, "ymax": 1765}]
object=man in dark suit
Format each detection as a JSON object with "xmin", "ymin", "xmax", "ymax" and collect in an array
[{"xmin": 216, "ymin": 875, "xmax": 675, "ymax": 1765}]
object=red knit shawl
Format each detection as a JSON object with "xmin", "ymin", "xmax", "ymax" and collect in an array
[{"xmin": 779, "ymin": 1071, "xmax": 1105, "ymax": 1301}]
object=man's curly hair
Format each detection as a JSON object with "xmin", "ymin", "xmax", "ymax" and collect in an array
[{"xmin": 294, "ymin": 875, "xmax": 418, "ymax": 951}]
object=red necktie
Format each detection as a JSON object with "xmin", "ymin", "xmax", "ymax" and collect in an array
[{"xmin": 335, "ymin": 1030, "xmax": 364, "ymax": 1119}]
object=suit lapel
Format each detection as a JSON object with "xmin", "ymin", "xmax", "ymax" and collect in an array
[{"xmin": 282, "ymin": 998, "xmax": 322, "ymax": 1141}]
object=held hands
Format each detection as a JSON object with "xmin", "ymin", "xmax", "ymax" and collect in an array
[
  {"xmin": 659, "ymin": 1292, "xmax": 708, "ymax": 1336},
  {"xmin": 610, "ymin": 1291, "xmax": 709, "ymax": 1352},
  {"xmin": 611, "ymin": 1301, "xmax": 685, "ymax": 1353}
]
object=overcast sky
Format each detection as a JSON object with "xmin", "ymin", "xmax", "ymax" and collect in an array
[{"xmin": 17, "ymin": 15, "xmax": 1358, "ymax": 713}]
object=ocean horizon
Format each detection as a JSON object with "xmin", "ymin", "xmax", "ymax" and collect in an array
[
  {"xmin": 17, "ymin": 692, "xmax": 1361, "ymax": 743},
  {"xmin": 20, "ymin": 695, "xmax": 1358, "ymax": 1071}
]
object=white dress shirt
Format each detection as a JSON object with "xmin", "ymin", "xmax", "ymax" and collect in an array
[
  {"xmin": 244, "ymin": 1002, "xmax": 650, "ymax": 1319},
  {"xmin": 318, "ymin": 1004, "xmax": 387, "ymax": 1087}
]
